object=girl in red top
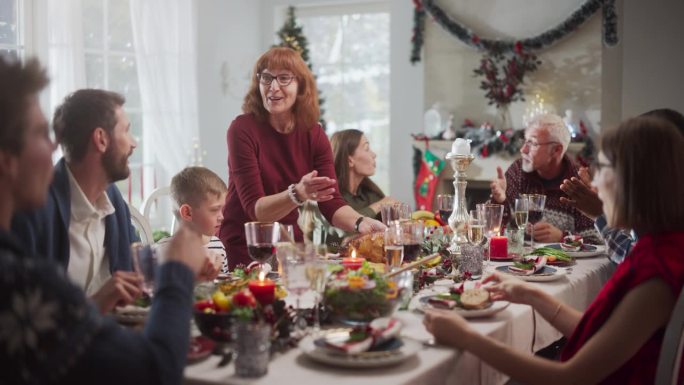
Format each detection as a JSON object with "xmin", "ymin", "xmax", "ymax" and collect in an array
[
  {"xmin": 219, "ymin": 47, "xmax": 385, "ymax": 269},
  {"xmin": 424, "ymin": 116, "xmax": 684, "ymax": 384}
]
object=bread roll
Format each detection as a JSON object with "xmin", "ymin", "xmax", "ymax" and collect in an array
[{"xmin": 460, "ymin": 288, "xmax": 491, "ymax": 310}]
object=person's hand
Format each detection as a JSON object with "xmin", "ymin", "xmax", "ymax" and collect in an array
[
  {"xmin": 295, "ymin": 170, "xmax": 337, "ymax": 202},
  {"xmin": 482, "ymin": 272, "xmax": 535, "ymax": 304},
  {"xmin": 91, "ymin": 271, "xmax": 143, "ymax": 314},
  {"xmin": 423, "ymin": 309, "xmax": 474, "ymax": 349},
  {"xmin": 358, "ymin": 217, "xmax": 386, "ymax": 233},
  {"xmin": 532, "ymin": 222, "xmax": 563, "ymax": 242},
  {"xmin": 489, "ymin": 166, "xmax": 507, "ymax": 203},
  {"xmin": 163, "ymin": 222, "xmax": 206, "ymax": 276},
  {"xmin": 196, "ymin": 252, "xmax": 222, "ymax": 282},
  {"xmin": 560, "ymin": 167, "xmax": 603, "ymax": 220}
]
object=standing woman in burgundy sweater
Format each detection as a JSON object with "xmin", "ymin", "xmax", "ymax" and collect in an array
[{"xmin": 219, "ymin": 47, "xmax": 385, "ymax": 269}]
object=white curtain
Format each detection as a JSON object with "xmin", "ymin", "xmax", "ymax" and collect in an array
[
  {"xmin": 129, "ymin": 0, "xmax": 199, "ymax": 195},
  {"xmin": 47, "ymin": 0, "xmax": 86, "ymax": 160}
]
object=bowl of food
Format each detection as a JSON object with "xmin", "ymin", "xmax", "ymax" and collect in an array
[
  {"xmin": 193, "ymin": 289, "xmax": 241, "ymax": 343},
  {"xmin": 324, "ymin": 262, "xmax": 403, "ymax": 325}
]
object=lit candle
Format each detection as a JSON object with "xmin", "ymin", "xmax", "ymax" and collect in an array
[
  {"xmin": 342, "ymin": 249, "xmax": 365, "ymax": 270},
  {"xmin": 490, "ymin": 236, "xmax": 508, "ymax": 259},
  {"xmin": 248, "ymin": 271, "xmax": 276, "ymax": 305}
]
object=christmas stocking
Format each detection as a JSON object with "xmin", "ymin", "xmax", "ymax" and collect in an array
[{"xmin": 414, "ymin": 149, "xmax": 445, "ymax": 210}]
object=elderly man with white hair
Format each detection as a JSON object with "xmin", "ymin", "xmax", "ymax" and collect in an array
[{"xmin": 490, "ymin": 114, "xmax": 600, "ymax": 244}]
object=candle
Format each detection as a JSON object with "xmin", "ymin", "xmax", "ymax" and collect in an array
[
  {"xmin": 490, "ymin": 236, "xmax": 508, "ymax": 259},
  {"xmin": 451, "ymin": 138, "xmax": 471, "ymax": 156},
  {"xmin": 342, "ymin": 249, "xmax": 365, "ymax": 270},
  {"xmin": 248, "ymin": 271, "xmax": 276, "ymax": 305}
]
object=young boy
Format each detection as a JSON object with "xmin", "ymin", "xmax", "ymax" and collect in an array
[{"xmin": 158, "ymin": 166, "xmax": 228, "ymax": 278}]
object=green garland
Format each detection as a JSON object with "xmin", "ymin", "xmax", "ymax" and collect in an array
[{"xmin": 411, "ymin": 0, "xmax": 617, "ymax": 62}]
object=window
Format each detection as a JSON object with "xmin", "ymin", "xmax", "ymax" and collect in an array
[
  {"xmin": 82, "ymin": 0, "xmax": 145, "ymax": 207},
  {"xmin": 0, "ymin": 0, "xmax": 26, "ymax": 60},
  {"xmin": 294, "ymin": 3, "xmax": 391, "ymax": 192}
]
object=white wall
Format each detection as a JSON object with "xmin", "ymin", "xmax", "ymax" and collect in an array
[
  {"xmin": 195, "ymin": 0, "xmax": 263, "ymax": 181},
  {"xmin": 424, "ymin": 0, "xmax": 603, "ymax": 134}
]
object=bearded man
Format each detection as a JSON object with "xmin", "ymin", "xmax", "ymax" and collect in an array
[
  {"xmin": 12, "ymin": 89, "xmax": 142, "ymax": 313},
  {"xmin": 490, "ymin": 113, "xmax": 600, "ymax": 244}
]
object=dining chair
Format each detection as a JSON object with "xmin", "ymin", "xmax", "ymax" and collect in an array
[
  {"xmin": 142, "ymin": 186, "xmax": 176, "ymax": 234},
  {"xmin": 655, "ymin": 285, "xmax": 684, "ymax": 385},
  {"xmin": 127, "ymin": 202, "xmax": 154, "ymax": 245}
]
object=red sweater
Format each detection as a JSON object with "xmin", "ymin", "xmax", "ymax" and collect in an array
[
  {"xmin": 219, "ymin": 113, "xmax": 347, "ymax": 269},
  {"xmin": 560, "ymin": 231, "xmax": 684, "ymax": 384}
]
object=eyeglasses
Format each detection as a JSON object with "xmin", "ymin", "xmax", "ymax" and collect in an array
[
  {"xmin": 258, "ymin": 73, "xmax": 295, "ymax": 87},
  {"xmin": 590, "ymin": 159, "xmax": 613, "ymax": 173},
  {"xmin": 522, "ymin": 139, "xmax": 560, "ymax": 149}
]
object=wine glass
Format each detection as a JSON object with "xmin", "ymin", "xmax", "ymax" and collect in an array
[
  {"xmin": 384, "ymin": 221, "xmax": 404, "ymax": 269},
  {"xmin": 380, "ymin": 202, "xmax": 411, "ymax": 225},
  {"xmin": 437, "ymin": 194, "xmax": 454, "ymax": 223},
  {"xmin": 305, "ymin": 259, "xmax": 329, "ymax": 335},
  {"xmin": 244, "ymin": 222, "xmax": 279, "ymax": 273},
  {"xmin": 279, "ymin": 243, "xmax": 314, "ymax": 337},
  {"xmin": 522, "ymin": 194, "xmax": 547, "ymax": 249},
  {"xmin": 514, "ymin": 197, "xmax": 530, "ymax": 231},
  {"xmin": 399, "ymin": 220, "xmax": 424, "ymax": 262},
  {"xmin": 131, "ymin": 242, "xmax": 158, "ymax": 297},
  {"xmin": 480, "ymin": 204, "xmax": 504, "ymax": 273}
]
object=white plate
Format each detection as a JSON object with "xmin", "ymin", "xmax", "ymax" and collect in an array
[
  {"xmin": 538, "ymin": 243, "xmax": 606, "ymax": 258},
  {"xmin": 299, "ymin": 333, "xmax": 420, "ymax": 368},
  {"xmin": 495, "ymin": 265, "xmax": 568, "ymax": 282},
  {"xmin": 417, "ymin": 295, "xmax": 510, "ymax": 318}
]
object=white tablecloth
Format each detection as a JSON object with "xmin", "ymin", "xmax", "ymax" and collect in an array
[{"xmin": 184, "ymin": 257, "xmax": 615, "ymax": 385}]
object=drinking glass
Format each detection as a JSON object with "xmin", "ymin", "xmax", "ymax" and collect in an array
[
  {"xmin": 384, "ymin": 221, "xmax": 404, "ymax": 269},
  {"xmin": 131, "ymin": 242, "xmax": 157, "ymax": 297},
  {"xmin": 380, "ymin": 202, "xmax": 411, "ymax": 225},
  {"xmin": 467, "ymin": 210, "xmax": 485, "ymax": 245},
  {"xmin": 481, "ymin": 204, "xmax": 504, "ymax": 273},
  {"xmin": 305, "ymin": 259, "xmax": 329, "ymax": 335},
  {"xmin": 437, "ymin": 194, "xmax": 454, "ymax": 223},
  {"xmin": 513, "ymin": 197, "xmax": 530, "ymax": 230},
  {"xmin": 398, "ymin": 220, "xmax": 424, "ymax": 262},
  {"xmin": 244, "ymin": 222, "xmax": 279, "ymax": 273},
  {"xmin": 522, "ymin": 194, "xmax": 547, "ymax": 249},
  {"xmin": 279, "ymin": 243, "xmax": 315, "ymax": 337}
]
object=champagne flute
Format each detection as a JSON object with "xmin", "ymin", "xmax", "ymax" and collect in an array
[
  {"xmin": 280, "ymin": 243, "xmax": 314, "ymax": 337},
  {"xmin": 384, "ymin": 221, "xmax": 404, "ymax": 269},
  {"xmin": 522, "ymin": 194, "xmax": 547, "ymax": 249},
  {"xmin": 467, "ymin": 210, "xmax": 485, "ymax": 245},
  {"xmin": 481, "ymin": 204, "xmax": 504, "ymax": 273},
  {"xmin": 305, "ymin": 259, "xmax": 329, "ymax": 335},
  {"xmin": 131, "ymin": 242, "xmax": 158, "ymax": 297},
  {"xmin": 514, "ymin": 197, "xmax": 530, "ymax": 230}
]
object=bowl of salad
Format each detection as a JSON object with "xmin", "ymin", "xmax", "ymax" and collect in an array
[{"xmin": 324, "ymin": 262, "xmax": 402, "ymax": 325}]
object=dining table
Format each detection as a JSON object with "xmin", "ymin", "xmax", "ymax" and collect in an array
[{"xmin": 184, "ymin": 254, "xmax": 615, "ymax": 385}]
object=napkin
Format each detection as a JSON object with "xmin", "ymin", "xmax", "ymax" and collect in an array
[
  {"xmin": 561, "ymin": 234, "xmax": 584, "ymax": 251},
  {"xmin": 427, "ymin": 297, "xmax": 457, "ymax": 309},
  {"xmin": 508, "ymin": 256, "xmax": 547, "ymax": 275},
  {"xmin": 324, "ymin": 318, "xmax": 402, "ymax": 354}
]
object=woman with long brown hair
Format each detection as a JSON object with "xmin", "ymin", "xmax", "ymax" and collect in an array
[
  {"xmin": 424, "ymin": 116, "xmax": 684, "ymax": 384},
  {"xmin": 330, "ymin": 129, "xmax": 399, "ymax": 220},
  {"xmin": 219, "ymin": 47, "xmax": 384, "ymax": 269}
]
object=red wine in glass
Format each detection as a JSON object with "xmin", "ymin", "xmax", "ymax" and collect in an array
[
  {"xmin": 528, "ymin": 210, "xmax": 543, "ymax": 225},
  {"xmin": 247, "ymin": 243, "xmax": 275, "ymax": 264},
  {"xmin": 439, "ymin": 210, "xmax": 453, "ymax": 222},
  {"xmin": 403, "ymin": 243, "xmax": 422, "ymax": 262}
]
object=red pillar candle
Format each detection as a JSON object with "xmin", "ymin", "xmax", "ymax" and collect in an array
[
  {"xmin": 341, "ymin": 249, "xmax": 365, "ymax": 270},
  {"xmin": 248, "ymin": 272, "xmax": 276, "ymax": 305},
  {"xmin": 490, "ymin": 236, "xmax": 508, "ymax": 259}
]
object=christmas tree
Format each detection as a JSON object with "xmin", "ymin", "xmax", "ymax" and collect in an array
[{"xmin": 275, "ymin": 6, "xmax": 326, "ymax": 130}]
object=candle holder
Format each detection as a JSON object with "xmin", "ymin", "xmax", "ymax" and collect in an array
[{"xmin": 445, "ymin": 153, "xmax": 475, "ymax": 252}]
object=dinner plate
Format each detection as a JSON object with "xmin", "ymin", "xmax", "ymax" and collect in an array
[
  {"xmin": 417, "ymin": 295, "xmax": 510, "ymax": 318},
  {"xmin": 187, "ymin": 336, "xmax": 214, "ymax": 363},
  {"xmin": 299, "ymin": 331, "xmax": 420, "ymax": 368},
  {"xmin": 541, "ymin": 243, "xmax": 606, "ymax": 258},
  {"xmin": 495, "ymin": 265, "xmax": 567, "ymax": 282}
]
